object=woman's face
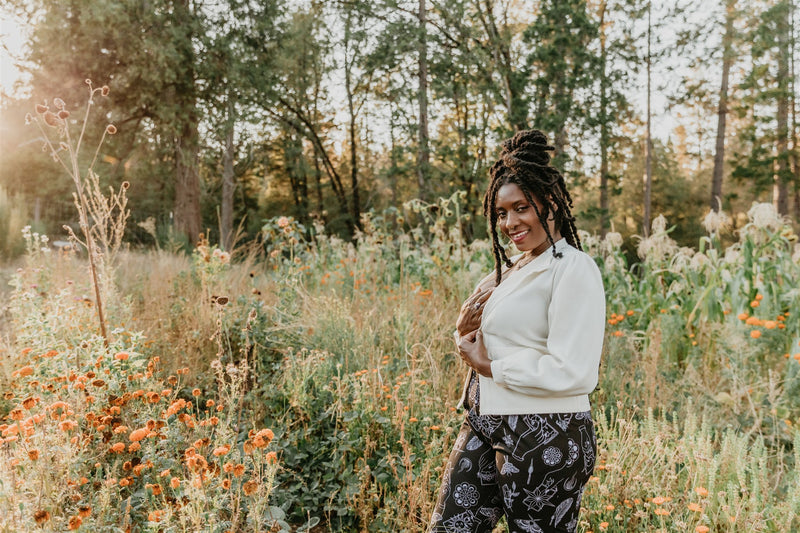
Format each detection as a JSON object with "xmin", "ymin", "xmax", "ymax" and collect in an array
[{"xmin": 494, "ymin": 182, "xmax": 560, "ymax": 254}]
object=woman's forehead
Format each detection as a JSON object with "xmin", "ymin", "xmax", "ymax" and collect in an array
[{"xmin": 495, "ymin": 183, "xmax": 540, "ymax": 206}]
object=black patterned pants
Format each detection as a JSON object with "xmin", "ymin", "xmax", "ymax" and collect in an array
[{"xmin": 428, "ymin": 402, "xmax": 596, "ymax": 533}]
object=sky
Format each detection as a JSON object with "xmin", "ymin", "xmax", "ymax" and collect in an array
[{"xmin": 0, "ymin": 9, "xmax": 29, "ymax": 99}]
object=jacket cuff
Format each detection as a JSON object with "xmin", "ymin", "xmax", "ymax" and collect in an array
[{"xmin": 490, "ymin": 360, "xmax": 507, "ymax": 387}]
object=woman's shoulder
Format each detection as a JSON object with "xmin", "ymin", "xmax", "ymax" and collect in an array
[{"xmin": 555, "ymin": 242, "xmax": 601, "ymax": 275}]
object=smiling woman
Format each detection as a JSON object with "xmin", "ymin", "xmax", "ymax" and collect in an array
[{"xmin": 429, "ymin": 130, "xmax": 606, "ymax": 533}]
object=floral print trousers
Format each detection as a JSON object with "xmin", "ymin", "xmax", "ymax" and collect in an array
[{"xmin": 428, "ymin": 378, "xmax": 596, "ymax": 533}]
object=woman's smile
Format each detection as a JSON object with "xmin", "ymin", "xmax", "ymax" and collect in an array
[{"xmin": 495, "ymin": 183, "xmax": 560, "ymax": 254}]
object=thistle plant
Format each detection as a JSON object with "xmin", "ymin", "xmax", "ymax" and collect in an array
[{"xmin": 26, "ymin": 80, "xmax": 127, "ymax": 354}]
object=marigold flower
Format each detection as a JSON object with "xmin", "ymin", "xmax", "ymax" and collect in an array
[
  {"xmin": 243, "ymin": 480, "xmax": 258, "ymax": 495},
  {"xmin": 78, "ymin": 505, "xmax": 91, "ymax": 517},
  {"xmin": 233, "ymin": 464, "xmax": 245, "ymax": 477},
  {"xmin": 266, "ymin": 451, "xmax": 278, "ymax": 464},
  {"xmin": 688, "ymin": 502, "xmax": 703, "ymax": 512},
  {"xmin": 252, "ymin": 428, "xmax": 274, "ymax": 448},
  {"xmin": 764, "ymin": 320, "xmax": 776, "ymax": 329},
  {"xmin": 599, "ymin": 522, "xmax": 609, "ymax": 531},
  {"xmin": 654, "ymin": 508, "xmax": 670, "ymax": 516},
  {"xmin": 119, "ymin": 477, "xmax": 132, "ymax": 487},
  {"xmin": 22, "ymin": 397, "xmax": 38, "ymax": 409},
  {"xmin": 123, "ymin": 461, "xmax": 132, "ymax": 471},
  {"xmin": 9, "ymin": 408, "xmax": 23, "ymax": 421},
  {"xmin": 192, "ymin": 388, "xmax": 201, "ymax": 397},
  {"xmin": 696, "ymin": 527, "xmax": 710, "ymax": 533},
  {"xmin": 212, "ymin": 445, "xmax": 231, "ymax": 457},
  {"xmin": 222, "ymin": 478, "xmax": 232, "ymax": 489},
  {"xmin": 737, "ymin": 312, "xmax": 748, "ymax": 321},
  {"xmin": 114, "ymin": 352, "xmax": 129, "ymax": 361},
  {"xmin": 33, "ymin": 510, "xmax": 50, "ymax": 523},
  {"xmin": 129, "ymin": 442, "xmax": 141, "ymax": 452},
  {"xmin": 68, "ymin": 515, "xmax": 82, "ymax": 530},
  {"xmin": 160, "ymin": 469, "xmax": 170, "ymax": 477},
  {"xmin": 652, "ymin": 496, "xmax": 666, "ymax": 505},
  {"xmin": 59, "ymin": 420, "xmax": 78, "ymax": 431},
  {"xmin": 28, "ymin": 449, "xmax": 39, "ymax": 460},
  {"xmin": 750, "ymin": 300, "xmax": 760, "ymax": 308},
  {"xmin": 129, "ymin": 428, "xmax": 148, "ymax": 442},
  {"xmin": 694, "ymin": 486, "xmax": 708, "ymax": 497},
  {"xmin": 110, "ymin": 442, "xmax": 126, "ymax": 453},
  {"xmin": 170, "ymin": 477, "xmax": 180, "ymax": 489},
  {"xmin": 16, "ymin": 366, "xmax": 34, "ymax": 377},
  {"xmin": 750, "ymin": 330, "xmax": 762, "ymax": 339},
  {"xmin": 223, "ymin": 462, "xmax": 235, "ymax": 473}
]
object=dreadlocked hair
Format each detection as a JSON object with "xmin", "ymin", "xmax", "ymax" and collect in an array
[{"xmin": 482, "ymin": 129, "xmax": 582, "ymax": 285}]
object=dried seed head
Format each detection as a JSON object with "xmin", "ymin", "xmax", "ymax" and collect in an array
[
  {"xmin": 122, "ymin": 181, "xmax": 130, "ymax": 190},
  {"xmin": 85, "ymin": 78, "xmax": 92, "ymax": 86},
  {"xmin": 53, "ymin": 98, "xmax": 65, "ymax": 109},
  {"xmin": 25, "ymin": 113, "xmax": 33, "ymax": 124},
  {"xmin": 59, "ymin": 142, "xmax": 69, "ymax": 151},
  {"xmin": 43, "ymin": 111, "xmax": 60, "ymax": 127},
  {"xmin": 58, "ymin": 110, "xmax": 70, "ymax": 119},
  {"xmin": 106, "ymin": 124, "xmax": 117, "ymax": 135},
  {"xmin": 35, "ymin": 104, "xmax": 48, "ymax": 114},
  {"xmin": 101, "ymin": 85, "xmax": 109, "ymax": 96}
]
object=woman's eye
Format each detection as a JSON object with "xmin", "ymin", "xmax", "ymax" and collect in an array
[
  {"xmin": 516, "ymin": 205, "xmax": 528, "ymax": 212},
  {"xmin": 497, "ymin": 212, "xmax": 506, "ymax": 219}
]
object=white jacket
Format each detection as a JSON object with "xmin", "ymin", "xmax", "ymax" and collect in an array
[{"xmin": 459, "ymin": 238, "xmax": 606, "ymax": 415}]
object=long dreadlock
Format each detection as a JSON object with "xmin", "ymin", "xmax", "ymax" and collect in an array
[{"xmin": 482, "ymin": 129, "xmax": 582, "ymax": 285}]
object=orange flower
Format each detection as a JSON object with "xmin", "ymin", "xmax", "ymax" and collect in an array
[
  {"xmin": 68, "ymin": 515, "xmax": 82, "ymax": 530},
  {"xmin": 764, "ymin": 320, "xmax": 776, "ymax": 329},
  {"xmin": 221, "ymin": 478, "xmax": 232, "ymax": 489},
  {"xmin": 243, "ymin": 480, "xmax": 258, "ymax": 495},
  {"xmin": 129, "ymin": 428, "xmax": 148, "ymax": 442},
  {"xmin": 129, "ymin": 442, "xmax": 141, "ymax": 452},
  {"xmin": 78, "ymin": 505, "xmax": 91, "ymax": 517},
  {"xmin": 119, "ymin": 477, "xmax": 132, "ymax": 487},
  {"xmin": 148, "ymin": 510, "xmax": 164, "ymax": 522},
  {"xmin": 750, "ymin": 300, "xmax": 760, "ymax": 308},
  {"xmin": 192, "ymin": 388, "xmax": 201, "ymax": 397},
  {"xmin": 233, "ymin": 464, "xmax": 245, "ymax": 477},
  {"xmin": 110, "ymin": 442, "xmax": 126, "ymax": 453},
  {"xmin": 212, "ymin": 445, "xmax": 231, "ymax": 457},
  {"xmin": 688, "ymin": 502, "xmax": 703, "ymax": 512},
  {"xmin": 252, "ymin": 428, "xmax": 274, "ymax": 448},
  {"xmin": 223, "ymin": 462, "xmax": 235, "ymax": 473},
  {"xmin": 652, "ymin": 496, "xmax": 666, "ymax": 505},
  {"xmin": 696, "ymin": 526, "xmax": 710, "ymax": 533},
  {"xmin": 9, "ymin": 408, "xmax": 23, "ymax": 421},
  {"xmin": 114, "ymin": 352, "xmax": 129, "ymax": 361},
  {"xmin": 16, "ymin": 366, "xmax": 34, "ymax": 377},
  {"xmin": 266, "ymin": 451, "xmax": 278, "ymax": 464},
  {"xmin": 33, "ymin": 510, "xmax": 50, "ymax": 523},
  {"xmin": 28, "ymin": 449, "xmax": 39, "ymax": 460},
  {"xmin": 22, "ymin": 397, "xmax": 38, "ymax": 409},
  {"xmin": 694, "ymin": 486, "xmax": 708, "ymax": 497},
  {"xmin": 750, "ymin": 330, "xmax": 762, "ymax": 339},
  {"xmin": 59, "ymin": 420, "xmax": 78, "ymax": 431},
  {"xmin": 654, "ymin": 508, "xmax": 670, "ymax": 516},
  {"xmin": 170, "ymin": 477, "xmax": 180, "ymax": 489},
  {"xmin": 599, "ymin": 522, "xmax": 609, "ymax": 531}
]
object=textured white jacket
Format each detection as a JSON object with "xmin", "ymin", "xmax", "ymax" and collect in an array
[{"xmin": 459, "ymin": 238, "xmax": 606, "ymax": 415}]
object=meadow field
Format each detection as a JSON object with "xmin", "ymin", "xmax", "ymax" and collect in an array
[{"xmin": 2, "ymin": 196, "xmax": 800, "ymax": 532}]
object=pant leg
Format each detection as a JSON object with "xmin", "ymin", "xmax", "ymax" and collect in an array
[
  {"xmin": 493, "ymin": 412, "xmax": 596, "ymax": 533},
  {"xmin": 428, "ymin": 419, "xmax": 504, "ymax": 533}
]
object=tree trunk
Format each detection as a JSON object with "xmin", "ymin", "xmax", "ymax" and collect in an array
[
  {"xmin": 220, "ymin": 99, "xmax": 235, "ymax": 250},
  {"xmin": 344, "ymin": 10, "xmax": 361, "ymax": 231},
  {"xmin": 598, "ymin": 1, "xmax": 609, "ymax": 236},
  {"xmin": 775, "ymin": 0, "xmax": 791, "ymax": 215},
  {"xmin": 417, "ymin": 0, "xmax": 430, "ymax": 201},
  {"xmin": 643, "ymin": 1, "xmax": 653, "ymax": 238},
  {"xmin": 174, "ymin": 120, "xmax": 202, "ymax": 244},
  {"xmin": 711, "ymin": 0, "xmax": 736, "ymax": 212}
]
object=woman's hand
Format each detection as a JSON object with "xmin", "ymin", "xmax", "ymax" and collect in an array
[
  {"xmin": 457, "ymin": 329, "xmax": 492, "ymax": 378},
  {"xmin": 456, "ymin": 287, "xmax": 494, "ymax": 336}
]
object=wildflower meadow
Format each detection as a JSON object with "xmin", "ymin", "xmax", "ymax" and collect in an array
[{"xmin": 2, "ymin": 92, "xmax": 800, "ymax": 533}]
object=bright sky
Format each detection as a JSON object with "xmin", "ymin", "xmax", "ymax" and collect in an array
[{"xmin": 0, "ymin": 9, "xmax": 29, "ymax": 99}]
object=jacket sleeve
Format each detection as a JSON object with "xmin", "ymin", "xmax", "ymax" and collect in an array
[{"xmin": 489, "ymin": 253, "xmax": 606, "ymax": 397}]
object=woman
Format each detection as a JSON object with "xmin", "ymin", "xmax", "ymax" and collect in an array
[{"xmin": 428, "ymin": 130, "xmax": 605, "ymax": 533}]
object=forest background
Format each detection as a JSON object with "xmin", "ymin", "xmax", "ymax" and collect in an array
[
  {"xmin": 1, "ymin": 0, "xmax": 798, "ymax": 254},
  {"xmin": 2, "ymin": 1, "xmax": 800, "ymax": 532}
]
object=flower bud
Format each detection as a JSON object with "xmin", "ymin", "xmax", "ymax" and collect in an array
[
  {"xmin": 53, "ymin": 98, "xmax": 65, "ymax": 109},
  {"xmin": 25, "ymin": 113, "xmax": 33, "ymax": 124},
  {"xmin": 58, "ymin": 110, "xmax": 70, "ymax": 119},
  {"xmin": 85, "ymin": 79, "xmax": 92, "ymax": 86},
  {"xmin": 101, "ymin": 86, "xmax": 109, "ymax": 96},
  {"xmin": 35, "ymin": 104, "xmax": 48, "ymax": 114},
  {"xmin": 43, "ymin": 111, "xmax": 60, "ymax": 127},
  {"xmin": 122, "ymin": 181, "xmax": 130, "ymax": 190},
  {"xmin": 106, "ymin": 124, "xmax": 117, "ymax": 135}
]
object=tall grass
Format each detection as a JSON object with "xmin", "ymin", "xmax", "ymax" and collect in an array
[{"xmin": 2, "ymin": 195, "xmax": 800, "ymax": 531}]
